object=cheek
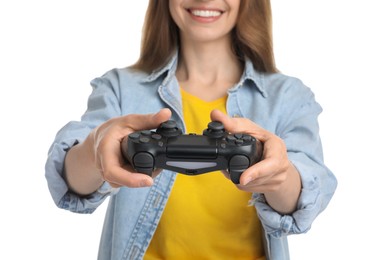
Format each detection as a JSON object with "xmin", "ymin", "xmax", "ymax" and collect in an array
[
  {"xmin": 169, "ymin": 2, "xmax": 185, "ymax": 30},
  {"xmin": 225, "ymin": 11, "xmax": 240, "ymax": 30},
  {"xmin": 229, "ymin": 0, "xmax": 240, "ymax": 22}
]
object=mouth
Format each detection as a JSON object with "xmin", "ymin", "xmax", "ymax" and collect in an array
[{"xmin": 187, "ymin": 9, "xmax": 224, "ymax": 18}]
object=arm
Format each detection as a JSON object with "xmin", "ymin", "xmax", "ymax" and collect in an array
[
  {"xmin": 64, "ymin": 109, "xmax": 172, "ymax": 196},
  {"xmin": 45, "ymin": 68, "xmax": 171, "ymax": 212},
  {"xmin": 210, "ymin": 109, "xmax": 301, "ymax": 214},
  {"xmin": 211, "ymin": 78, "xmax": 337, "ymax": 237}
]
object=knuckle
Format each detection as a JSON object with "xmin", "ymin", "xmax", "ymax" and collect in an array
[{"xmin": 101, "ymin": 168, "xmax": 116, "ymax": 183}]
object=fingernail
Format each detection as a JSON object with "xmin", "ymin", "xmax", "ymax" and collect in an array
[
  {"xmin": 242, "ymin": 176, "xmax": 253, "ymax": 185},
  {"xmin": 140, "ymin": 179, "xmax": 152, "ymax": 187}
]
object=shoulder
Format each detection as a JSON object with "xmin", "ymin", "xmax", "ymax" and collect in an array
[
  {"xmin": 91, "ymin": 67, "xmax": 150, "ymax": 88},
  {"xmin": 249, "ymin": 71, "xmax": 323, "ymax": 122},
  {"xmin": 243, "ymin": 60, "xmax": 314, "ymax": 100},
  {"xmin": 88, "ymin": 67, "xmax": 162, "ymax": 100},
  {"xmin": 262, "ymin": 72, "xmax": 313, "ymax": 98}
]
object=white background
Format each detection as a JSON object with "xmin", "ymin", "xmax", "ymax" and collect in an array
[{"xmin": 1, "ymin": 1, "xmax": 389, "ymax": 259}]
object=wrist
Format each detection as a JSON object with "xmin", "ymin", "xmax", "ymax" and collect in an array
[{"xmin": 264, "ymin": 162, "xmax": 301, "ymax": 215}]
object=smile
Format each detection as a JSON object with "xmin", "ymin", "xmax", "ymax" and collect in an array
[{"xmin": 189, "ymin": 9, "xmax": 223, "ymax": 18}]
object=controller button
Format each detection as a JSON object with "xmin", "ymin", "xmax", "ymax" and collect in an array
[
  {"xmin": 243, "ymin": 135, "xmax": 252, "ymax": 142},
  {"xmin": 141, "ymin": 130, "xmax": 152, "ymax": 136},
  {"xmin": 226, "ymin": 135, "xmax": 236, "ymax": 142},
  {"xmin": 220, "ymin": 143, "xmax": 226, "ymax": 149},
  {"xmin": 152, "ymin": 134, "xmax": 162, "ymax": 140},
  {"xmin": 158, "ymin": 141, "xmax": 164, "ymax": 147},
  {"xmin": 140, "ymin": 137, "xmax": 150, "ymax": 143},
  {"xmin": 234, "ymin": 133, "xmax": 243, "ymax": 139},
  {"xmin": 235, "ymin": 139, "xmax": 244, "ymax": 145},
  {"xmin": 129, "ymin": 133, "xmax": 140, "ymax": 139}
]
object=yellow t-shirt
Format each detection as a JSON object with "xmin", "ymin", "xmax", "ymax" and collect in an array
[{"xmin": 145, "ymin": 89, "xmax": 265, "ymax": 260}]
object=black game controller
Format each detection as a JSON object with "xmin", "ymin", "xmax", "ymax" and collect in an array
[{"xmin": 121, "ymin": 120, "xmax": 263, "ymax": 184}]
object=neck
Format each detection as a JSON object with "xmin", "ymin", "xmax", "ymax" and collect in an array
[{"xmin": 176, "ymin": 38, "xmax": 243, "ymax": 100}]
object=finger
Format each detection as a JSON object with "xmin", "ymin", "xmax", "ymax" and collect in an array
[
  {"xmin": 123, "ymin": 108, "xmax": 172, "ymax": 132},
  {"xmin": 236, "ymin": 179, "xmax": 284, "ymax": 193},
  {"xmin": 210, "ymin": 109, "xmax": 251, "ymax": 132},
  {"xmin": 210, "ymin": 109, "xmax": 234, "ymax": 129},
  {"xmin": 102, "ymin": 165, "xmax": 154, "ymax": 188},
  {"xmin": 239, "ymin": 151, "xmax": 289, "ymax": 185},
  {"xmin": 210, "ymin": 109, "xmax": 269, "ymax": 142},
  {"xmin": 98, "ymin": 141, "xmax": 154, "ymax": 188},
  {"xmin": 239, "ymin": 159, "xmax": 275, "ymax": 185}
]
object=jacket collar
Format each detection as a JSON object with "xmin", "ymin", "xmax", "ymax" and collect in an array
[
  {"xmin": 142, "ymin": 51, "xmax": 179, "ymax": 84},
  {"xmin": 238, "ymin": 57, "xmax": 267, "ymax": 98}
]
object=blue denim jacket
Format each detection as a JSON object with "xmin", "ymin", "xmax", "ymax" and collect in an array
[{"xmin": 45, "ymin": 53, "xmax": 337, "ymax": 260}]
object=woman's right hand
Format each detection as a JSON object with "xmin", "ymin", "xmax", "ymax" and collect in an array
[{"xmin": 64, "ymin": 108, "xmax": 172, "ymax": 195}]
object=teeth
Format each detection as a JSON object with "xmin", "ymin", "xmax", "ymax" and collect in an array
[{"xmin": 191, "ymin": 10, "xmax": 221, "ymax": 18}]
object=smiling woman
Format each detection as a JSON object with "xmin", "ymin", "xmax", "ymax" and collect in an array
[
  {"xmin": 133, "ymin": 0, "xmax": 276, "ymax": 73},
  {"xmin": 45, "ymin": 0, "xmax": 337, "ymax": 259}
]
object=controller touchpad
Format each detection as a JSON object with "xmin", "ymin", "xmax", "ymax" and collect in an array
[{"xmin": 166, "ymin": 135, "xmax": 217, "ymax": 158}]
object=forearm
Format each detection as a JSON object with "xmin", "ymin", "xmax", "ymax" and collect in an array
[
  {"xmin": 64, "ymin": 136, "xmax": 104, "ymax": 196},
  {"xmin": 264, "ymin": 162, "xmax": 301, "ymax": 215}
]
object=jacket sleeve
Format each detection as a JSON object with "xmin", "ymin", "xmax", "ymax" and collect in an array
[
  {"xmin": 45, "ymin": 69, "xmax": 122, "ymax": 213},
  {"xmin": 253, "ymin": 77, "xmax": 337, "ymax": 238}
]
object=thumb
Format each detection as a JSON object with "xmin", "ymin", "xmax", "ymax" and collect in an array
[
  {"xmin": 209, "ymin": 109, "xmax": 238, "ymax": 133},
  {"xmin": 210, "ymin": 109, "xmax": 229, "ymax": 124},
  {"xmin": 124, "ymin": 108, "xmax": 172, "ymax": 132},
  {"xmin": 210, "ymin": 109, "xmax": 267, "ymax": 140}
]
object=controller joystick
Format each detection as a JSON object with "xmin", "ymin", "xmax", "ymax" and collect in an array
[
  {"xmin": 156, "ymin": 120, "xmax": 182, "ymax": 137},
  {"xmin": 203, "ymin": 121, "xmax": 225, "ymax": 138},
  {"xmin": 121, "ymin": 120, "xmax": 263, "ymax": 184}
]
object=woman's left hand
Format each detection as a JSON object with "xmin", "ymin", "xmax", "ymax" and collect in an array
[{"xmin": 210, "ymin": 110, "xmax": 302, "ymax": 214}]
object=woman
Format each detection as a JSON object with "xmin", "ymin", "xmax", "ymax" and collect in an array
[{"xmin": 45, "ymin": 0, "xmax": 337, "ymax": 259}]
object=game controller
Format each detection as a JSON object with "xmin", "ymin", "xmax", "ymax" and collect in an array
[{"xmin": 121, "ymin": 120, "xmax": 263, "ymax": 184}]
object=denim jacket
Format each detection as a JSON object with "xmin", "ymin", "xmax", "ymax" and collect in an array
[{"xmin": 45, "ymin": 53, "xmax": 337, "ymax": 260}]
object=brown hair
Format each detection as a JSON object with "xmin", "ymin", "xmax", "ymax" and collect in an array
[{"xmin": 132, "ymin": 0, "xmax": 277, "ymax": 73}]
